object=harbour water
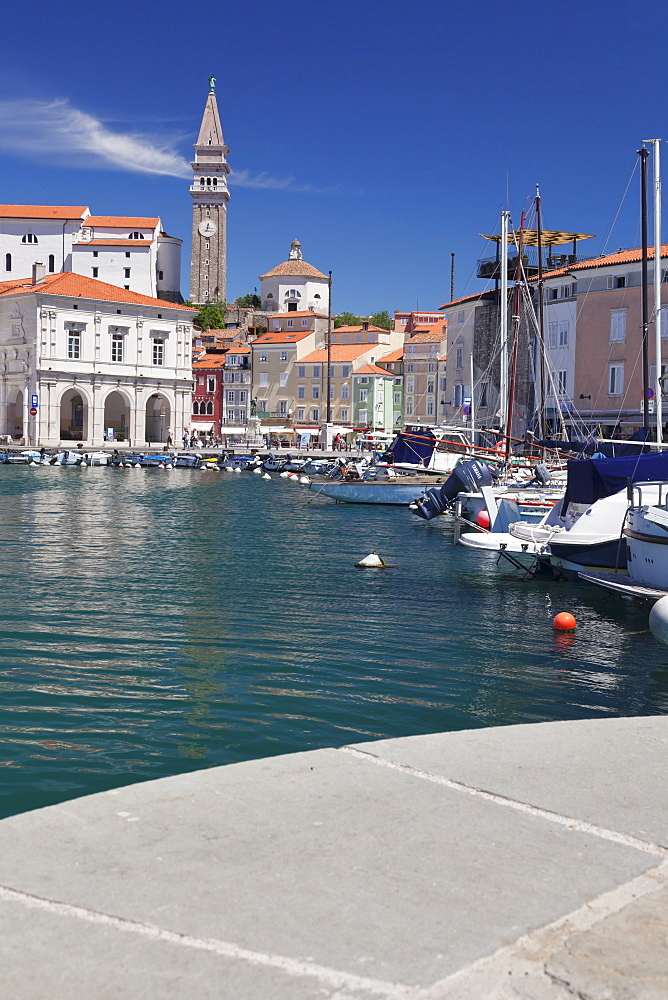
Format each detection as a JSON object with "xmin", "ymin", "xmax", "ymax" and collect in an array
[{"xmin": 0, "ymin": 466, "xmax": 666, "ymax": 820}]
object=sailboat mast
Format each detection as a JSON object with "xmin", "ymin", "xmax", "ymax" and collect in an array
[
  {"xmin": 499, "ymin": 210, "xmax": 509, "ymax": 444},
  {"xmin": 505, "ymin": 213, "xmax": 526, "ymax": 459},
  {"xmin": 648, "ymin": 139, "xmax": 663, "ymax": 447},
  {"xmin": 535, "ymin": 185, "xmax": 546, "ymax": 442},
  {"xmin": 639, "ymin": 146, "xmax": 650, "ymax": 439}
]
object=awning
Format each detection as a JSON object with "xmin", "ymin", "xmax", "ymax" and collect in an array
[{"xmin": 191, "ymin": 421, "xmax": 215, "ymax": 432}]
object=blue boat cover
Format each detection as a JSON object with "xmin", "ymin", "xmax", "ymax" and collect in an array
[
  {"xmin": 538, "ymin": 428, "xmax": 652, "ymax": 458},
  {"xmin": 563, "ymin": 451, "xmax": 668, "ymax": 508},
  {"xmin": 385, "ymin": 430, "xmax": 436, "ymax": 466}
]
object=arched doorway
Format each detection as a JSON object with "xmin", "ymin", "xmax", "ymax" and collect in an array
[
  {"xmin": 103, "ymin": 391, "xmax": 130, "ymax": 443},
  {"xmin": 144, "ymin": 394, "xmax": 170, "ymax": 444},
  {"xmin": 60, "ymin": 388, "xmax": 87, "ymax": 441},
  {"xmin": 8, "ymin": 390, "xmax": 23, "ymax": 440}
]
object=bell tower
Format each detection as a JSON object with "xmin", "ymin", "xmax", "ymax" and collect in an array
[{"xmin": 190, "ymin": 75, "xmax": 230, "ymax": 305}]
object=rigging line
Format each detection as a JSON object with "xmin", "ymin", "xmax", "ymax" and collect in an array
[{"xmin": 600, "ymin": 158, "xmax": 639, "ymax": 257}]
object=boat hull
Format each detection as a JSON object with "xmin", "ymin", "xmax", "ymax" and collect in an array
[{"xmin": 310, "ymin": 481, "xmax": 431, "ymax": 504}]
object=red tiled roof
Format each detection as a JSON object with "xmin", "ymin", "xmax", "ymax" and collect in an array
[
  {"xmin": 334, "ymin": 324, "xmax": 388, "ymax": 334},
  {"xmin": 0, "ymin": 205, "xmax": 88, "ymax": 220},
  {"xmin": 407, "ymin": 330, "xmax": 448, "ymax": 344},
  {"xmin": 224, "ymin": 341, "xmax": 250, "ymax": 354},
  {"xmin": 84, "ymin": 216, "xmax": 160, "ymax": 229},
  {"xmin": 0, "ymin": 272, "xmax": 194, "ymax": 311},
  {"xmin": 300, "ymin": 344, "xmax": 375, "ymax": 362},
  {"xmin": 536, "ymin": 243, "xmax": 668, "ymax": 280},
  {"xmin": 259, "ymin": 259, "xmax": 328, "ymax": 280},
  {"xmin": 355, "ymin": 363, "xmax": 393, "ymax": 376},
  {"xmin": 439, "ymin": 291, "xmax": 495, "ymax": 309},
  {"xmin": 252, "ymin": 329, "xmax": 314, "ymax": 345},
  {"xmin": 377, "ymin": 348, "xmax": 403, "ymax": 363},
  {"xmin": 73, "ymin": 239, "xmax": 154, "ymax": 247},
  {"xmin": 193, "ymin": 353, "xmax": 226, "ymax": 369}
]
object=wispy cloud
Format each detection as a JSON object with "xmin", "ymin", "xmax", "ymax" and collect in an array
[{"xmin": 0, "ymin": 97, "xmax": 338, "ymax": 193}]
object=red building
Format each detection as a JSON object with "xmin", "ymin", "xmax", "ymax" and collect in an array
[{"xmin": 191, "ymin": 350, "xmax": 226, "ymax": 439}]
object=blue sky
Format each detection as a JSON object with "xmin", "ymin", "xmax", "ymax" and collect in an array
[{"xmin": 1, "ymin": 0, "xmax": 667, "ymax": 313}]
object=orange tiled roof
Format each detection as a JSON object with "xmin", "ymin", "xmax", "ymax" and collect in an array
[
  {"xmin": 407, "ymin": 330, "xmax": 448, "ymax": 344},
  {"xmin": 84, "ymin": 216, "xmax": 160, "ymax": 229},
  {"xmin": 193, "ymin": 353, "xmax": 226, "ymax": 369},
  {"xmin": 73, "ymin": 239, "xmax": 154, "ymax": 247},
  {"xmin": 0, "ymin": 205, "xmax": 88, "ymax": 220},
  {"xmin": 252, "ymin": 329, "xmax": 314, "ymax": 345},
  {"xmin": 0, "ymin": 272, "xmax": 194, "ymax": 311},
  {"xmin": 300, "ymin": 344, "xmax": 376, "ymax": 363},
  {"xmin": 536, "ymin": 243, "xmax": 668, "ymax": 280},
  {"xmin": 377, "ymin": 348, "xmax": 403, "ymax": 363},
  {"xmin": 224, "ymin": 341, "xmax": 250, "ymax": 354},
  {"xmin": 439, "ymin": 291, "xmax": 496, "ymax": 309},
  {"xmin": 355, "ymin": 363, "xmax": 394, "ymax": 376},
  {"xmin": 259, "ymin": 259, "xmax": 328, "ymax": 280}
]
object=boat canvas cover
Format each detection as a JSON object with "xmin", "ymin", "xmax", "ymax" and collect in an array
[
  {"xmin": 563, "ymin": 452, "xmax": 668, "ymax": 508},
  {"xmin": 385, "ymin": 430, "xmax": 436, "ymax": 466}
]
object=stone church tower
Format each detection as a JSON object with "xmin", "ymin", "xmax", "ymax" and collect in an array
[{"xmin": 190, "ymin": 76, "xmax": 230, "ymax": 305}]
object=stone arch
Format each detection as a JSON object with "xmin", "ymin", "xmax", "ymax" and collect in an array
[
  {"xmin": 144, "ymin": 393, "xmax": 171, "ymax": 444},
  {"xmin": 7, "ymin": 388, "xmax": 23, "ymax": 439},
  {"xmin": 59, "ymin": 386, "xmax": 90, "ymax": 441},
  {"xmin": 103, "ymin": 389, "xmax": 132, "ymax": 442}
]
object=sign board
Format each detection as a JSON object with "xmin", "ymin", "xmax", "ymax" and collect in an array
[
  {"xmin": 647, "ymin": 387, "xmax": 655, "ymax": 399},
  {"xmin": 105, "ymin": 427, "xmax": 115, "ymax": 442},
  {"xmin": 29, "ymin": 407, "xmax": 37, "ymax": 416},
  {"xmin": 463, "ymin": 396, "xmax": 472, "ymax": 405},
  {"xmin": 641, "ymin": 399, "xmax": 655, "ymax": 415},
  {"xmin": 462, "ymin": 406, "xmax": 471, "ymax": 416},
  {"xmin": 31, "ymin": 394, "xmax": 38, "ymax": 408}
]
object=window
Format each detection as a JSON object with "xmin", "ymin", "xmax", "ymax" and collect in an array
[
  {"xmin": 126, "ymin": 252, "xmax": 131, "ymax": 259},
  {"xmin": 340, "ymin": 408, "xmax": 349, "ymax": 421},
  {"xmin": 312, "ymin": 366, "xmax": 320, "ymax": 377},
  {"xmin": 48, "ymin": 254, "xmax": 55, "ymax": 273},
  {"xmin": 311, "ymin": 407, "xmax": 320, "ymax": 420},
  {"xmin": 68, "ymin": 333, "xmax": 81, "ymax": 359},
  {"xmin": 279, "ymin": 400, "xmax": 288, "ymax": 415},
  {"xmin": 457, "ymin": 310, "xmax": 465, "ymax": 323},
  {"xmin": 557, "ymin": 370, "xmax": 567, "ymax": 395},
  {"xmin": 227, "ymin": 409, "xmax": 235, "ymax": 422},
  {"xmin": 260, "ymin": 353, "xmax": 268, "ymax": 362},
  {"xmin": 111, "ymin": 334, "xmax": 124, "ymax": 362},
  {"xmin": 227, "ymin": 390, "xmax": 235, "ymax": 403},
  {"xmin": 92, "ymin": 267, "xmax": 98, "ymax": 278},
  {"xmin": 358, "ymin": 376, "xmax": 368, "ymax": 384},
  {"xmin": 355, "ymin": 334, "xmax": 362, "ymax": 343},
  {"xmin": 342, "ymin": 366, "xmax": 350, "ymax": 378},
  {"xmin": 439, "ymin": 376, "xmax": 446, "ymax": 391},
  {"xmin": 239, "ymin": 391, "xmax": 247, "ymax": 404},
  {"xmin": 298, "ymin": 385, "xmax": 305, "ymax": 399},
  {"xmin": 279, "ymin": 373, "xmax": 288, "ymax": 387},
  {"xmin": 330, "ymin": 384, "xmax": 335, "ymax": 399},
  {"xmin": 206, "ymin": 401, "xmax": 214, "ymax": 415},
  {"xmin": 406, "ymin": 376, "xmax": 414, "ymax": 393},
  {"xmin": 341, "ymin": 384, "xmax": 349, "ymax": 399},
  {"xmin": 360, "ymin": 389, "xmax": 368, "ymax": 402},
  {"xmin": 301, "ymin": 319, "xmax": 308, "ymax": 327},
  {"xmin": 661, "ymin": 307, "xmax": 668, "ymax": 338},
  {"xmin": 287, "ymin": 320, "xmax": 293, "ymax": 329},
  {"xmin": 280, "ymin": 351, "xmax": 288, "ymax": 361},
  {"xmin": 259, "ymin": 373, "xmax": 268, "ymax": 387},
  {"xmin": 456, "ymin": 347, "xmax": 463, "ymax": 369},
  {"xmin": 608, "ymin": 362, "xmax": 624, "ymax": 395},
  {"xmin": 650, "ymin": 363, "xmax": 668, "ymax": 397},
  {"xmin": 426, "ymin": 399, "xmax": 434, "ymax": 416},
  {"xmin": 394, "ymin": 392, "xmax": 401, "ymax": 404},
  {"xmin": 312, "ymin": 385, "xmax": 320, "ymax": 399},
  {"xmin": 548, "ymin": 288, "xmax": 558, "ymax": 301},
  {"xmin": 193, "ymin": 401, "xmax": 200, "ymax": 415},
  {"xmin": 427, "ymin": 379, "xmax": 434, "ymax": 394},
  {"xmin": 548, "ymin": 321, "xmax": 569, "ymax": 348},
  {"xmin": 406, "ymin": 399, "xmax": 413, "ymax": 415},
  {"xmin": 5, "ymin": 253, "xmax": 10, "ymax": 272},
  {"xmin": 454, "ymin": 384, "xmax": 463, "ymax": 407},
  {"xmin": 610, "ymin": 310, "xmax": 626, "ymax": 342},
  {"xmin": 297, "ymin": 408, "xmax": 305, "ymax": 419},
  {"xmin": 272, "ymin": 322, "xmax": 280, "ymax": 331},
  {"xmin": 480, "ymin": 382, "xmax": 488, "ymax": 408},
  {"xmin": 124, "ymin": 268, "xmax": 131, "ymax": 279},
  {"xmin": 93, "ymin": 251, "xmax": 98, "ymax": 258},
  {"xmin": 152, "ymin": 339, "xmax": 164, "ymax": 366},
  {"xmin": 607, "ymin": 275, "xmax": 626, "ymax": 289},
  {"xmin": 129, "ymin": 232, "xmax": 144, "ymax": 240},
  {"xmin": 359, "ymin": 409, "xmax": 368, "ymax": 423},
  {"xmin": 21, "ymin": 233, "xmax": 38, "ymax": 244},
  {"xmin": 428, "ymin": 362, "xmax": 436, "ymax": 372},
  {"xmin": 198, "ymin": 377, "xmax": 205, "ymax": 386},
  {"xmin": 298, "ymin": 366, "xmax": 305, "ymax": 378},
  {"xmin": 406, "ymin": 363, "xmax": 414, "ymax": 372},
  {"xmin": 208, "ymin": 377, "xmax": 215, "ymax": 392}
]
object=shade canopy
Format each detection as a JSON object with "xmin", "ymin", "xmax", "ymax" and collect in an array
[{"xmin": 480, "ymin": 229, "xmax": 596, "ymax": 248}]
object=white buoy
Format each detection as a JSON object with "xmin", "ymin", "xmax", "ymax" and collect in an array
[
  {"xmin": 262, "ymin": 472, "xmax": 271, "ymax": 480},
  {"xmin": 279, "ymin": 471, "xmax": 289, "ymax": 478},
  {"xmin": 80, "ymin": 461, "xmax": 88, "ymax": 467},
  {"xmin": 29, "ymin": 461, "xmax": 38, "ymax": 466},
  {"xmin": 649, "ymin": 595, "xmax": 668, "ymax": 645},
  {"xmin": 299, "ymin": 476, "xmax": 311, "ymax": 484},
  {"xmin": 159, "ymin": 463, "xmax": 166, "ymax": 469},
  {"xmin": 134, "ymin": 463, "xmax": 142, "ymax": 468},
  {"xmin": 234, "ymin": 467, "xmax": 241, "ymax": 474},
  {"xmin": 355, "ymin": 551, "xmax": 386, "ymax": 568},
  {"xmin": 253, "ymin": 467, "xmax": 262, "ymax": 475},
  {"xmin": 225, "ymin": 465, "xmax": 234, "ymax": 472}
]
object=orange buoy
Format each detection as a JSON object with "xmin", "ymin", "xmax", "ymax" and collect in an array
[
  {"xmin": 476, "ymin": 510, "xmax": 491, "ymax": 529},
  {"xmin": 553, "ymin": 612, "xmax": 577, "ymax": 630}
]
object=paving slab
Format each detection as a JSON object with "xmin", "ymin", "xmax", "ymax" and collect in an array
[{"xmin": 351, "ymin": 717, "xmax": 668, "ymax": 847}]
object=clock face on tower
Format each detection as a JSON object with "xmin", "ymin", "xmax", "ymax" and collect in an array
[{"xmin": 198, "ymin": 219, "xmax": 217, "ymax": 237}]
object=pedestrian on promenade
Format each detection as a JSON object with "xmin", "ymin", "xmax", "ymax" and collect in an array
[
  {"xmin": 183, "ymin": 429, "xmax": 189, "ymax": 449},
  {"xmin": 167, "ymin": 428, "xmax": 173, "ymax": 448}
]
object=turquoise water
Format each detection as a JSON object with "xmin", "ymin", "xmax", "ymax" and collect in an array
[{"xmin": 0, "ymin": 466, "xmax": 666, "ymax": 819}]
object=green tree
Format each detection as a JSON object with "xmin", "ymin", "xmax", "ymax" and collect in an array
[
  {"xmin": 235, "ymin": 293, "xmax": 262, "ymax": 308},
  {"xmin": 193, "ymin": 302, "xmax": 226, "ymax": 331},
  {"xmin": 334, "ymin": 311, "xmax": 363, "ymax": 328},
  {"xmin": 371, "ymin": 310, "xmax": 392, "ymax": 330}
]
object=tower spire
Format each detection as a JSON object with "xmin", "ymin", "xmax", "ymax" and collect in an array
[{"xmin": 189, "ymin": 78, "xmax": 230, "ymax": 305}]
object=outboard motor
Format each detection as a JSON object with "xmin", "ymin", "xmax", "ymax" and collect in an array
[
  {"xmin": 413, "ymin": 460, "xmax": 495, "ymax": 521},
  {"xmin": 528, "ymin": 463, "xmax": 551, "ymax": 486}
]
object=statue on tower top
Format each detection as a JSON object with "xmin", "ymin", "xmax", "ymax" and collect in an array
[{"xmin": 208, "ymin": 73, "xmax": 216, "ymax": 94}]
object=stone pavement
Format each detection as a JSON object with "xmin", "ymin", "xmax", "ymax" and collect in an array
[{"xmin": 0, "ymin": 716, "xmax": 666, "ymax": 998}]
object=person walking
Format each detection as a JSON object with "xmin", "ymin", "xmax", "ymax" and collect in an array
[{"xmin": 183, "ymin": 429, "xmax": 189, "ymax": 449}]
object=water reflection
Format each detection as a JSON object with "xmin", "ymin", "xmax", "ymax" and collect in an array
[{"xmin": 0, "ymin": 467, "xmax": 665, "ymax": 818}]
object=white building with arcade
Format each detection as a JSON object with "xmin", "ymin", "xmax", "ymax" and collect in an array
[{"xmin": 0, "ymin": 267, "xmax": 196, "ymax": 447}]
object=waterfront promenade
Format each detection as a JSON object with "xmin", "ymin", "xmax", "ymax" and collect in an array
[{"xmin": 0, "ymin": 716, "xmax": 666, "ymax": 998}]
